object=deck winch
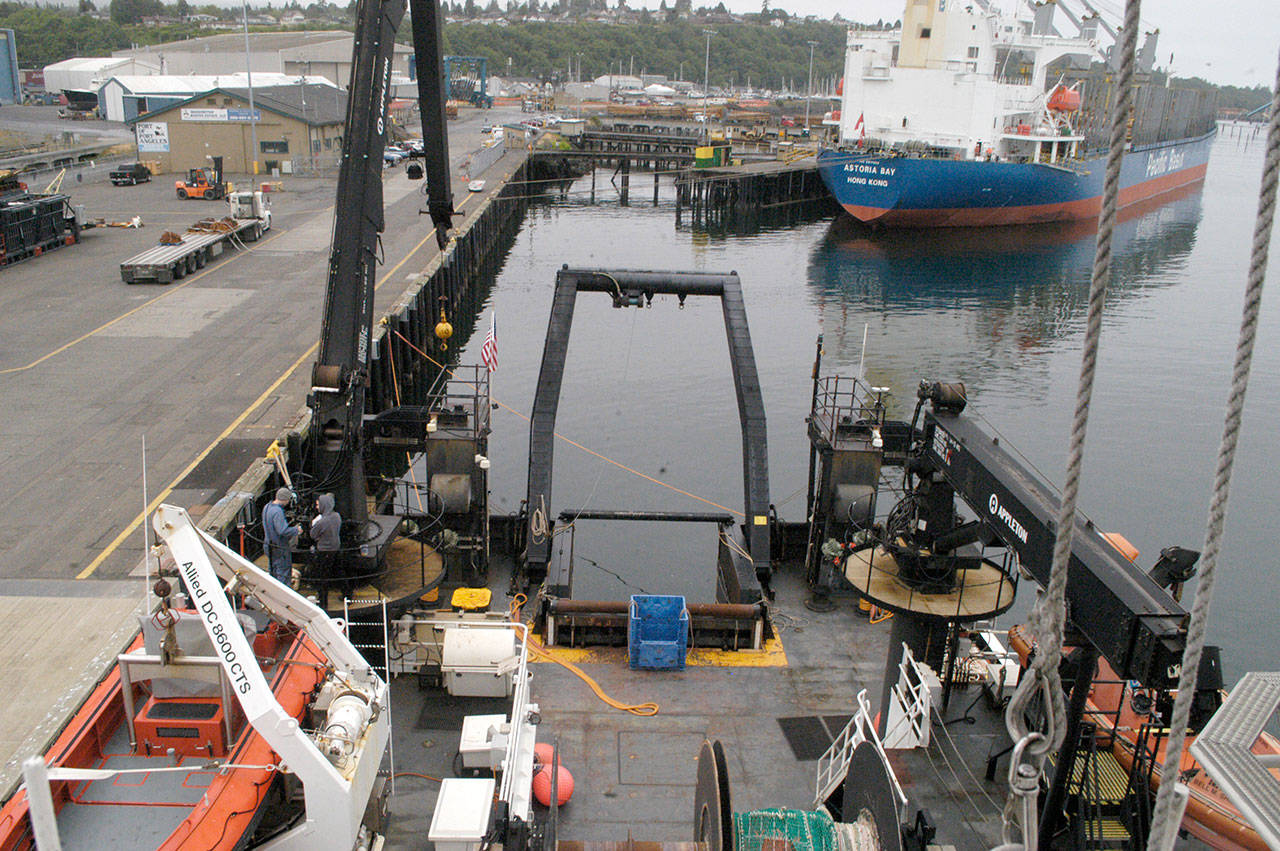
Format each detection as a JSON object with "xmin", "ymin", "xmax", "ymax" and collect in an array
[{"xmin": 315, "ymin": 682, "xmax": 377, "ymax": 767}]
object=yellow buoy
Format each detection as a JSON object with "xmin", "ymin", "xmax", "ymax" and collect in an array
[{"xmin": 435, "ymin": 307, "xmax": 453, "ymax": 350}]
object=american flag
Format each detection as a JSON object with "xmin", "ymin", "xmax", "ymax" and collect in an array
[{"xmin": 481, "ymin": 314, "xmax": 498, "ymax": 373}]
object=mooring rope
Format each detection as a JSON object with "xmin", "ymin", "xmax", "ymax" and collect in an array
[
  {"xmin": 1001, "ymin": 0, "xmax": 1144, "ymax": 845},
  {"xmin": 1144, "ymin": 47, "xmax": 1280, "ymax": 851}
]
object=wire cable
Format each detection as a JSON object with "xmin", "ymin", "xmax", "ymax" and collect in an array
[
  {"xmin": 384, "ymin": 319, "xmax": 427, "ymax": 514},
  {"xmin": 389, "ymin": 327, "xmax": 744, "ymax": 518}
]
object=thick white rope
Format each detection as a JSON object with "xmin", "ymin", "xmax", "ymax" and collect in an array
[
  {"xmin": 1001, "ymin": 0, "xmax": 1143, "ymax": 844},
  {"xmin": 1145, "ymin": 49, "xmax": 1280, "ymax": 851}
]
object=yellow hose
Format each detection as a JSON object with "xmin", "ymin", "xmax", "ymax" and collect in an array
[{"xmin": 511, "ymin": 594, "xmax": 659, "ymax": 717}]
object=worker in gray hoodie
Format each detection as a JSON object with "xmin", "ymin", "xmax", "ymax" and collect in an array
[{"xmin": 309, "ymin": 493, "xmax": 342, "ymax": 606}]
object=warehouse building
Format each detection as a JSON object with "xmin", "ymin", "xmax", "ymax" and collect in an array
[
  {"xmin": 113, "ymin": 32, "xmax": 411, "ymax": 85},
  {"xmin": 127, "ymin": 83, "xmax": 347, "ymax": 175},
  {"xmin": 42, "ymin": 56, "xmax": 160, "ymax": 109},
  {"xmin": 98, "ymin": 73, "xmax": 337, "ymax": 123}
]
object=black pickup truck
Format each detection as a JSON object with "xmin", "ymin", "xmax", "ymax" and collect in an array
[{"xmin": 110, "ymin": 162, "xmax": 152, "ymax": 186}]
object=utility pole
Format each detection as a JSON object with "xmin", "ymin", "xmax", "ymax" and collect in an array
[
  {"xmin": 301, "ymin": 60, "xmax": 314, "ymax": 172},
  {"xmin": 242, "ymin": 0, "xmax": 259, "ymax": 174},
  {"xmin": 804, "ymin": 40, "xmax": 817, "ymax": 136},
  {"xmin": 702, "ymin": 28, "xmax": 715, "ymax": 140}
]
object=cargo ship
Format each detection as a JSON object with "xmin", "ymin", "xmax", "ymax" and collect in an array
[{"xmin": 816, "ymin": 0, "xmax": 1218, "ymax": 227}]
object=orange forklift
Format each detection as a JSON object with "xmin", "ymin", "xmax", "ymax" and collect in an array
[{"xmin": 174, "ymin": 155, "xmax": 227, "ymax": 200}]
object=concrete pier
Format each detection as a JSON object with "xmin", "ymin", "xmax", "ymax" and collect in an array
[{"xmin": 0, "ymin": 104, "xmax": 529, "ymax": 797}]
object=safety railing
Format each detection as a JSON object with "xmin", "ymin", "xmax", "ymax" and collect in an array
[
  {"xmin": 424, "ymin": 363, "xmax": 492, "ymax": 440},
  {"xmin": 341, "ymin": 598, "xmax": 396, "ymax": 790},
  {"xmin": 345, "ymin": 607, "xmax": 537, "ymax": 819},
  {"xmin": 813, "ymin": 686, "xmax": 909, "ymax": 812},
  {"xmin": 809, "ymin": 375, "xmax": 884, "ymax": 450},
  {"xmin": 839, "ymin": 538, "xmax": 1019, "ymax": 622},
  {"xmin": 884, "ymin": 642, "xmax": 933, "ymax": 750}
]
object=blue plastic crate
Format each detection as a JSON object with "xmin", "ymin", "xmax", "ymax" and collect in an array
[{"xmin": 628, "ymin": 594, "xmax": 689, "ymax": 670}]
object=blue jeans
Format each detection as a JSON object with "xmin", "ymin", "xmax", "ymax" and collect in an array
[{"xmin": 267, "ymin": 546, "xmax": 292, "ymax": 585}]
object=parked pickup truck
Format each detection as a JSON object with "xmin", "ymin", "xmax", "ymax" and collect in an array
[{"xmin": 110, "ymin": 163, "xmax": 152, "ymax": 186}]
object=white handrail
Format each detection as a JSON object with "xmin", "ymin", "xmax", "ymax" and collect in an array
[{"xmin": 813, "ymin": 689, "xmax": 908, "ymax": 813}]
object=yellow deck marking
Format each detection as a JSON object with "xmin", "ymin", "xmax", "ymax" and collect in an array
[{"xmin": 76, "ymin": 225, "xmax": 442, "ymax": 579}]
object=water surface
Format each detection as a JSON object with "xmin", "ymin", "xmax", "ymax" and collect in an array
[{"xmin": 459, "ymin": 125, "xmax": 1278, "ymax": 683}]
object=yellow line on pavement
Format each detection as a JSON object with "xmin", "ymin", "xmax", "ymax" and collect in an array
[
  {"xmin": 75, "ymin": 223, "xmax": 444, "ymax": 580},
  {"xmin": 0, "ymin": 227, "xmax": 290, "ymax": 376},
  {"xmin": 74, "ymin": 343, "xmax": 318, "ymax": 579}
]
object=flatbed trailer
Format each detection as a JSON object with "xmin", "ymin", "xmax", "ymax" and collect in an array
[{"xmin": 119, "ymin": 191, "xmax": 271, "ymax": 284}]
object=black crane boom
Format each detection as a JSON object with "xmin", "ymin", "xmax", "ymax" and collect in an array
[
  {"xmin": 409, "ymin": 0, "xmax": 456, "ymax": 247},
  {"xmin": 307, "ymin": 0, "xmax": 453, "ymax": 540},
  {"xmin": 921, "ymin": 407, "xmax": 1188, "ymax": 687}
]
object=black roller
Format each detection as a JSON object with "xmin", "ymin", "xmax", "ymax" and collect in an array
[
  {"xmin": 837, "ymin": 741, "xmax": 903, "ymax": 851},
  {"xmin": 694, "ymin": 739, "xmax": 733, "ymax": 851}
]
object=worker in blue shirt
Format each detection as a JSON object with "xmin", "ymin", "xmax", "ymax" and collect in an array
[{"xmin": 263, "ymin": 487, "xmax": 301, "ymax": 585}]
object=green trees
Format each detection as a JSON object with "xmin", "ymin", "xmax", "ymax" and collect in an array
[
  {"xmin": 1, "ymin": 6, "xmax": 132, "ymax": 66},
  {"xmin": 109, "ymin": 0, "xmax": 164, "ymax": 24},
  {"xmin": 441, "ymin": 19, "xmax": 846, "ymax": 88}
]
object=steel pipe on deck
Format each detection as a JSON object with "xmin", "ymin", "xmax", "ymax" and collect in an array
[
  {"xmin": 558, "ymin": 267, "xmax": 735, "ymax": 296},
  {"xmin": 544, "ymin": 598, "xmax": 766, "ymax": 651}
]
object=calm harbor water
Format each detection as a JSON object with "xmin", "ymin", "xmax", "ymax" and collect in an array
[{"xmin": 458, "ymin": 124, "xmax": 1277, "ymax": 685}]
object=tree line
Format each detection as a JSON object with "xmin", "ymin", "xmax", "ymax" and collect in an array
[{"xmin": 438, "ymin": 19, "xmax": 848, "ymax": 90}]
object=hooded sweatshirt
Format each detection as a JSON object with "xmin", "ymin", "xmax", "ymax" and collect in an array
[{"xmin": 310, "ymin": 493, "xmax": 341, "ymax": 552}]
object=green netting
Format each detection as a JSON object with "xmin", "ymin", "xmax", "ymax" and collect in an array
[{"xmin": 733, "ymin": 808, "xmax": 839, "ymax": 851}]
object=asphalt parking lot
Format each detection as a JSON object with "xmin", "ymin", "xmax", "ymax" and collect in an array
[{"xmin": 0, "ymin": 103, "xmax": 528, "ymax": 583}]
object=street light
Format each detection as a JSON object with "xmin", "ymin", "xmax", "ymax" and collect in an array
[
  {"xmin": 702, "ymin": 28, "xmax": 715, "ymax": 140},
  {"xmin": 804, "ymin": 40, "xmax": 817, "ymax": 137},
  {"xmin": 242, "ymin": 0, "xmax": 259, "ymax": 175}
]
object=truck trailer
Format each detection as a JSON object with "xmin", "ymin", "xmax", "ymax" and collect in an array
[{"xmin": 119, "ymin": 191, "xmax": 270, "ymax": 284}]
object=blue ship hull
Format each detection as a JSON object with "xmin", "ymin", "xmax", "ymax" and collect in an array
[{"xmin": 816, "ymin": 131, "xmax": 1215, "ymax": 227}]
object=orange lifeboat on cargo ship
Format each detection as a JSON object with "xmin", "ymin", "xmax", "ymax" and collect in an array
[{"xmin": 1048, "ymin": 84, "xmax": 1083, "ymax": 112}]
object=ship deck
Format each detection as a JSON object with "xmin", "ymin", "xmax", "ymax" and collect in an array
[{"xmin": 381, "ymin": 564, "xmax": 1013, "ymax": 850}]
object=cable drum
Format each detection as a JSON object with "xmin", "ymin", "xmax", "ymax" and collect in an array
[{"xmin": 429, "ymin": 473, "xmax": 472, "ymax": 514}]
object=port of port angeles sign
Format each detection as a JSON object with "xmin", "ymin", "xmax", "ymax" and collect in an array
[{"xmin": 136, "ymin": 121, "xmax": 169, "ymax": 153}]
